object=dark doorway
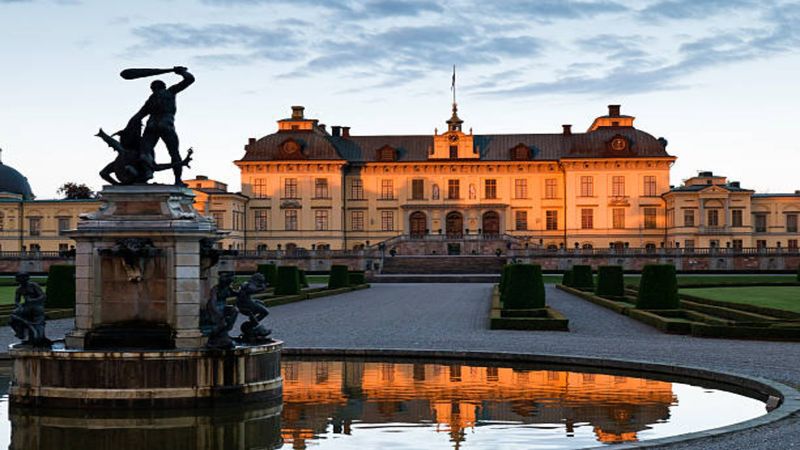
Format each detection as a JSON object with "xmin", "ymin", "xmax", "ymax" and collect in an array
[
  {"xmin": 482, "ymin": 211, "xmax": 500, "ymax": 236},
  {"xmin": 446, "ymin": 211, "xmax": 463, "ymax": 238},
  {"xmin": 410, "ymin": 211, "xmax": 426, "ymax": 238},
  {"xmin": 447, "ymin": 243, "xmax": 461, "ymax": 255}
]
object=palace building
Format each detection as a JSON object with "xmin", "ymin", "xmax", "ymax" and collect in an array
[{"xmin": 1, "ymin": 103, "xmax": 799, "ymax": 255}]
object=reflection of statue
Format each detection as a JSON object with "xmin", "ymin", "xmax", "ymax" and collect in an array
[
  {"xmin": 128, "ymin": 66, "xmax": 195, "ymax": 186},
  {"xmin": 203, "ymin": 272, "xmax": 238, "ymax": 350},
  {"xmin": 432, "ymin": 184, "xmax": 440, "ymax": 200},
  {"xmin": 236, "ymin": 273, "xmax": 272, "ymax": 344},
  {"xmin": 9, "ymin": 272, "xmax": 50, "ymax": 347}
]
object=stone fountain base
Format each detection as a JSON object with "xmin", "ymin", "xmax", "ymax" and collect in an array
[{"xmin": 8, "ymin": 340, "xmax": 282, "ymax": 408}]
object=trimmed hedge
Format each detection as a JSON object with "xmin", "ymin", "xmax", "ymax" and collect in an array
[
  {"xmin": 348, "ymin": 271, "xmax": 366, "ymax": 286},
  {"xmin": 499, "ymin": 265, "xmax": 512, "ymax": 294},
  {"xmin": 561, "ymin": 270, "xmax": 573, "ymax": 287},
  {"xmin": 637, "ymin": 264, "xmax": 679, "ymax": 309},
  {"xmin": 502, "ymin": 264, "xmax": 546, "ymax": 309},
  {"xmin": 797, "ymin": 264, "xmax": 800, "ymax": 282},
  {"xmin": 596, "ymin": 265, "xmax": 624, "ymax": 297},
  {"xmin": 299, "ymin": 269, "xmax": 310, "ymax": 288},
  {"xmin": 571, "ymin": 265, "xmax": 594, "ymax": 289},
  {"xmin": 45, "ymin": 265, "xmax": 76, "ymax": 308},
  {"xmin": 275, "ymin": 266, "xmax": 301, "ymax": 295},
  {"xmin": 257, "ymin": 264, "xmax": 278, "ymax": 287},
  {"xmin": 328, "ymin": 265, "xmax": 350, "ymax": 289}
]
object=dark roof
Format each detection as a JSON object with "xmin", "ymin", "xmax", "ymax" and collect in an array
[
  {"xmin": 669, "ymin": 184, "xmax": 753, "ymax": 193},
  {"xmin": 0, "ymin": 162, "xmax": 34, "ymax": 199},
  {"xmin": 239, "ymin": 127, "xmax": 671, "ymax": 163},
  {"xmin": 753, "ymin": 193, "xmax": 800, "ymax": 198}
]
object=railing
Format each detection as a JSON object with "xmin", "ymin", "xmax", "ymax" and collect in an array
[
  {"xmin": 0, "ymin": 251, "xmax": 70, "ymax": 259},
  {"xmin": 507, "ymin": 247, "xmax": 800, "ymax": 257}
]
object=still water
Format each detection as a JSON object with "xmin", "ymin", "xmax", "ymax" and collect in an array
[{"xmin": 0, "ymin": 357, "xmax": 767, "ymax": 449}]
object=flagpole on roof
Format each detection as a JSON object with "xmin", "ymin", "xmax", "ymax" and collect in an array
[{"xmin": 451, "ymin": 64, "xmax": 456, "ymax": 106}]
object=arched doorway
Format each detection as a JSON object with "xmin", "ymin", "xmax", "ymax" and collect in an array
[
  {"xmin": 482, "ymin": 211, "xmax": 500, "ymax": 236},
  {"xmin": 445, "ymin": 211, "xmax": 463, "ymax": 238},
  {"xmin": 409, "ymin": 211, "xmax": 426, "ymax": 238}
]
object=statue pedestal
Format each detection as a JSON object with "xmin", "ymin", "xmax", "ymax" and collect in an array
[
  {"xmin": 64, "ymin": 185, "xmax": 217, "ymax": 350},
  {"xmin": 9, "ymin": 185, "xmax": 283, "ymax": 408}
]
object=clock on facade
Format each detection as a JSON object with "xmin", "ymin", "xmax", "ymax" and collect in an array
[{"xmin": 448, "ymin": 134, "xmax": 459, "ymax": 143}]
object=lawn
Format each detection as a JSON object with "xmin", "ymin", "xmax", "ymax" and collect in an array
[
  {"xmin": 679, "ymin": 286, "xmax": 800, "ymax": 314},
  {"xmin": 624, "ymin": 274, "xmax": 796, "ymax": 286},
  {"xmin": 0, "ymin": 286, "xmax": 17, "ymax": 305}
]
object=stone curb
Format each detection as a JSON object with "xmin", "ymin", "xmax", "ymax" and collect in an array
[{"xmin": 282, "ymin": 347, "xmax": 800, "ymax": 450}]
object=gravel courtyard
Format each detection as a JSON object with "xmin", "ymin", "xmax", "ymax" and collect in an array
[{"xmin": 2, "ymin": 283, "xmax": 798, "ymax": 449}]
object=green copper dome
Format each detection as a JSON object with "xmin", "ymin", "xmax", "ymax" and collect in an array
[{"xmin": 0, "ymin": 157, "xmax": 34, "ymax": 200}]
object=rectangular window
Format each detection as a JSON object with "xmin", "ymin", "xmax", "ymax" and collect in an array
[
  {"xmin": 581, "ymin": 209, "xmax": 593, "ymax": 229},
  {"xmin": 59, "ymin": 243, "xmax": 69, "ymax": 252},
  {"xmin": 284, "ymin": 178, "xmax": 298, "ymax": 198},
  {"xmin": 684, "ymin": 239, "xmax": 695, "ymax": 249},
  {"xmin": 788, "ymin": 239, "xmax": 798, "ymax": 250},
  {"xmin": 285, "ymin": 210, "xmax": 298, "ymax": 231},
  {"xmin": 732, "ymin": 239, "xmax": 743, "ymax": 249},
  {"xmin": 314, "ymin": 178, "xmax": 329, "ymax": 199},
  {"xmin": 350, "ymin": 179, "xmax": 364, "ymax": 200},
  {"xmin": 380, "ymin": 179, "xmax": 394, "ymax": 200},
  {"xmin": 253, "ymin": 178, "xmax": 268, "ymax": 198},
  {"xmin": 211, "ymin": 212, "xmax": 224, "ymax": 229},
  {"xmin": 756, "ymin": 239, "xmax": 767, "ymax": 249},
  {"xmin": 644, "ymin": 176, "xmax": 658, "ymax": 197},
  {"xmin": 381, "ymin": 210, "xmax": 394, "ymax": 231},
  {"xmin": 612, "ymin": 176, "xmax": 625, "ymax": 197},
  {"xmin": 684, "ymin": 209, "xmax": 695, "ymax": 227},
  {"xmin": 254, "ymin": 210, "xmax": 268, "ymax": 231},
  {"xmin": 644, "ymin": 208, "xmax": 657, "ymax": 229},
  {"xmin": 787, "ymin": 214, "xmax": 798, "ymax": 233},
  {"xmin": 29, "ymin": 217, "xmax": 41, "ymax": 236},
  {"xmin": 351, "ymin": 211, "xmax": 364, "ymax": 231},
  {"xmin": 449, "ymin": 146, "xmax": 458, "ymax": 159},
  {"xmin": 411, "ymin": 179, "xmax": 424, "ymax": 200},
  {"xmin": 448, "ymin": 179, "xmax": 460, "ymax": 200},
  {"xmin": 546, "ymin": 210, "xmax": 558, "ymax": 231},
  {"xmin": 57, "ymin": 217, "xmax": 70, "ymax": 235},
  {"xmin": 612, "ymin": 208, "xmax": 625, "ymax": 229},
  {"xmin": 755, "ymin": 214, "xmax": 767, "ymax": 232},
  {"xmin": 515, "ymin": 211, "xmax": 527, "ymax": 231},
  {"xmin": 707, "ymin": 209, "xmax": 719, "ymax": 227},
  {"xmin": 545, "ymin": 178, "xmax": 557, "ymax": 199},
  {"xmin": 580, "ymin": 176, "xmax": 593, "ymax": 197},
  {"xmin": 315, "ymin": 210, "xmax": 329, "ymax": 231},
  {"xmin": 732, "ymin": 209, "xmax": 743, "ymax": 227},
  {"xmin": 514, "ymin": 179, "xmax": 528, "ymax": 199},
  {"xmin": 484, "ymin": 179, "xmax": 497, "ymax": 199}
]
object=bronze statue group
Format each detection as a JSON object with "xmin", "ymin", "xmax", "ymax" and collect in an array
[
  {"xmin": 96, "ymin": 66, "xmax": 196, "ymax": 187},
  {"xmin": 202, "ymin": 272, "xmax": 273, "ymax": 350}
]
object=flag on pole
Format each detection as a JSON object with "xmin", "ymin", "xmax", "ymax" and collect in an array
[{"xmin": 451, "ymin": 65, "xmax": 456, "ymax": 91}]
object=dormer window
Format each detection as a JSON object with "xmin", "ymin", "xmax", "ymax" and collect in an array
[
  {"xmin": 377, "ymin": 145, "xmax": 397, "ymax": 162},
  {"xmin": 449, "ymin": 146, "xmax": 458, "ymax": 159},
  {"xmin": 510, "ymin": 144, "xmax": 531, "ymax": 161}
]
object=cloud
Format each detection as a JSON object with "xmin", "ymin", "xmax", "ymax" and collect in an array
[
  {"xmin": 639, "ymin": 0, "xmax": 761, "ymax": 20},
  {"xmin": 481, "ymin": 0, "xmax": 629, "ymax": 22}
]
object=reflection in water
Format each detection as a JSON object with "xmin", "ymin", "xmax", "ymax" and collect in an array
[
  {"xmin": 280, "ymin": 360, "xmax": 676, "ymax": 449},
  {"xmin": 2, "ymin": 359, "xmax": 767, "ymax": 450}
]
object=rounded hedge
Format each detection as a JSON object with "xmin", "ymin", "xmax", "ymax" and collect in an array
[
  {"xmin": 595, "ymin": 265, "xmax": 624, "ymax": 297},
  {"xmin": 499, "ymin": 264, "xmax": 512, "ymax": 294},
  {"xmin": 45, "ymin": 264, "xmax": 76, "ymax": 308},
  {"xmin": 571, "ymin": 265, "xmax": 594, "ymax": 289},
  {"xmin": 561, "ymin": 270, "xmax": 573, "ymax": 287},
  {"xmin": 348, "ymin": 271, "xmax": 366, "ymax": 286},
  {"xmin": 299, "ymin": 269, "xmax": 310, "ymax": 288},
  {"xmin": 797, "ymin": 264, "xmax": 800, "ymax": 282},
  {"xmin": 637, "ymin": 264, "xmax": 679, "ymax": 309},
  {"xmin": 257, "ymin": 263, "xmax": 278, "ymax": 287},
  {"xmin": 275, "ymin": 266, "xmax": 301, "ymax": 295},
  {"xmin": 502, "ymin": 264, "xmax": 546, "ymax": 309},
  {"xmin": 328, "ymin": 265, "xmax": 350, "ymax": 289}
]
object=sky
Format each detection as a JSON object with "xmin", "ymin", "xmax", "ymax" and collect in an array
[{"xmin": 0, "ymin": 0, "xmax": 799, "ymax": 198}]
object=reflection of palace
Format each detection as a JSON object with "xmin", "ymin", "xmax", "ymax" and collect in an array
[{"xmin": 280, "ymin": 359, "xmax": 675, "ymax": 449}]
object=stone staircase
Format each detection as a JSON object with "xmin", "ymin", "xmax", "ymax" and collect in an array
[{"xmin": 380, "ymin": 255, "xmax": 508, "ymax": 275}]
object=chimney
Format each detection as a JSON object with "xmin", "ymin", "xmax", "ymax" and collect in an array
[
  {"xmin": 291, "ymin": 105, "xmax": 305, "ymax": 120},
  {"xmin": 196, "ymin": 175, "xmax": 208, "ymax": 180},
  {"xmin": 562, "ymin": 124, "xmax": 572, "ymax": 135},
  {"xmin": 318, "ymin": 123, "xmax": 327, "ymax": 133},
  {"xmin": 332, "ymin": 126, "xmax": 341, "ymax": 137},
  {"xmin": 729, "ymin": 181, "xmax": 740, "ymax": 188},
  {"xmin": 342, "ymin": 126, "xmax": 351, "ymax": 138},
  {"xmin": 608, "ymin": 104, "xmax": 621, "ymax": 117}
]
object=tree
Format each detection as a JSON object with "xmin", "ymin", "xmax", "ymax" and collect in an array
[{"xmin": 58, "ymin": 182, "xmax": 96, "ymax": 199}]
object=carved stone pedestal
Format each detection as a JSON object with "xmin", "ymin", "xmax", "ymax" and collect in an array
[{"xmin": 64, "ymin": 185, "xmax": 217, "ymax": 350}]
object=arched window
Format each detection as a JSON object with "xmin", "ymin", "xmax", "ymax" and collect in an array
[
  {"xmin": 582, "ymin": 243, "xmax": 593, "ymax": 250},
  {"xmin": 256, "ymin": 244, "xmax": 268, "ymax": 252}
]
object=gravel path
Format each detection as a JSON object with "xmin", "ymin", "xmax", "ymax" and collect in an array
[{"xmin": 3, "ymin": 283, "xmax": 799, "ymax": 449}]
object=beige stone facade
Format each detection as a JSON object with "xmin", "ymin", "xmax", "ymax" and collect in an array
[{"xmin": 1, "ymin": 104, "xmax": 798, "ymax": 255}]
